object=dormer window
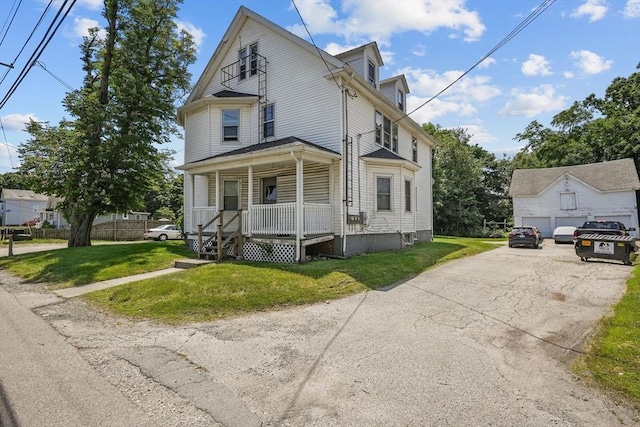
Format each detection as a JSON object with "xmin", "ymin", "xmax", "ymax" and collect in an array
[
  {"xmin": 368, "ymin": 60, "xmax": 376, "ymax": 87},
  {"xmin": 397, "ymin": 89, "xmax": 404, "ymax": 111}
]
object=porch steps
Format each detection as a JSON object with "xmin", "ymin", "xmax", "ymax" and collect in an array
[{"xmin": 175, "ymin": 259, "xmax": 215, "ymax": 269}]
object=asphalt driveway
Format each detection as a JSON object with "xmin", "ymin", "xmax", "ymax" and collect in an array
[{"xmin": 3, "ymin": 241, "xmax": 639, "ymax": 426}]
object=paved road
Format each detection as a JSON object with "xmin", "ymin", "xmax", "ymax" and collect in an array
[{"xmin": 1, "ymin": 241, "xmax": 638, "ymax": 426}]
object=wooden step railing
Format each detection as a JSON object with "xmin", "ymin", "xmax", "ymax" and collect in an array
[{"xmin": 197, "ymin": 210, "xmax": 243, "ymax": 260}]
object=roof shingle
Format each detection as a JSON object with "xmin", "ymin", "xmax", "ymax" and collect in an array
[{"xmin": 509, "ymin": 158, "xmax": 640, "ymax": 196}]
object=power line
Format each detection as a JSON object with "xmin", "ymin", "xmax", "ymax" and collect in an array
[
  {"xmin": 0, "ymin": 0, "xmax": 55, "ymax": 86},
  {"xmin": 0, "ymin": 0, "xmax": 22, "ymax": 48},
  {"xmin": 0, "ymin": 0, "xmax": 76, "ymax": 110},
  {"xmin": 34, "ymin": 61, "xmax": 74, "ymax": 91},
  {"xmin": 0, "ymin": 117, "xmax": 15, "ymax": 169},
  {"xmin": 290, "ymin": 0, "xmax": 342, "ymax": 92},
  {"xmin": 358, "ymin": 0, "xmax": 556, "ymax": 138}
]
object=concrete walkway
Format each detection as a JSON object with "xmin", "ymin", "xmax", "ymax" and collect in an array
[{"xmin": 53, "ymin": 268, "xmax": 183, "ymax": 298}]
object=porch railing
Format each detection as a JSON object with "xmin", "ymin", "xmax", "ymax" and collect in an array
[
  {"xmin": 192, "ymin": 206, "xmax": 218, "ymax": 232},
  {"xmin": 241, "ymin": 203, "xmax": 333, "ymax": 236}
]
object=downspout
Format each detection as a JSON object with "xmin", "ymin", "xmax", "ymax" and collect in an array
[{"xmin": 341, "ymin": 85, "xmax": 348, "ymax": 257}]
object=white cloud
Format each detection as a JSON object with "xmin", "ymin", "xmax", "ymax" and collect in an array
[
  {"xmin": 406, "ymin": 96, "xmax": 474, "ymax": 126},
  {"xmin": 499, "ymin": 85, "xmax": 568, "ymax": 117},
  {"xmin": 570, "ymin": 50, "xmax": 613, "ymax": 74},
  {"xmin": 400, "ymin": 67, "xmax": 501, "ymax": 103},
  {"xmin": 1, "ymin": 113, "xmax": 39, "ymax": 131},
  {"xmin": 288, "ymin": 0, "xmax": 486, "ymax": 46},
  {"xmin": 76, "ymin": 0, "xmax": 103, "ymax": 11},
  {"xmin": 571, "ymin": 0, "xmax": 608, "ymax": 22},
  {"xmin": 624, "ymin": 0, "xmax": 640, "ymax": 18},
  {"xmin": 521, "ymin": 54, "xmax": 552, "ymax": 76},
  {"xmin": 563, "ymin": 71, "xmax": 575, "ymax": 79},
  {"xmin": 412, "ymin": 44, "xmax": 426, "ymax": 57},
  {"xmin": 478, "ymin": 57, "xmax": 495, "ymax": 69},
  {"xmin": 176, "ymin": 20, "xmax": 206, "ymax": 49},
  {"xmin": 73, "ymin": 17, "xmax": 101, "ymax": 38}
]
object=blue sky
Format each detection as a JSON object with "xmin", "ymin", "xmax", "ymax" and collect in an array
[{"xmin": 0, "ymin": 0, "xmax": 638, "ymax": 173}]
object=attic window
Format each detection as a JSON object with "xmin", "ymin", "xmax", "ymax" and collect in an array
[
  {"xmin": 398, "ymin": 89, "xmax": 404, "ymax": 111},
  {"xmin": 368, "ymin": 60, "xmax": 376, "ymax": 87},
  {"xmin": 560, "ymin": 192, "xmax": 576, "ymax": 210}
]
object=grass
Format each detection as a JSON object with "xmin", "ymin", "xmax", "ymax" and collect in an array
[
  {"xmin": 0, "ymin": 240, "xmax": 195, "ymax": 289},
  {"xmin": 573, "ymin": 264, "xmax": 640, "ymax": 407},
  {"xmin": 83, "ymin": 237, "xmax": 496, "ymax": 323}
]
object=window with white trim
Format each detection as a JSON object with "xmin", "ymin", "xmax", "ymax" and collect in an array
[
  {"xmin": 412, "ymin": 136, "xmax": 418, "ymax": 162},
  {"xmin": 263, "ymin": 104, "xmax": 274, "ymax": 138},
  {"xmin": 376, "ymin": 176, "xmax": 392, "ymax": 211},
  {"xmin": 122, "ymin": 212, "xmax": 129, "ymax": 220},
  {"xmin": 222, "ymin": 109, "xmax": 239, "ymax": 142},
  {"xmin": 374, "ymin": 110, "xmax": 398, "ymax": 153},
  {"xmin": 368, "ymin": 60, "xmax": 376, "ymax": 87},
  {"xmin": 560, "ymin": 192, "xmax": 576, "ymax": 210},
  {"xmin": 223, "ymin": 180, "xmax": 239, "ymax": 210},
  {"xmin": 405, "ymin": 179, "xmax": 412, "ymax": 212},
  {"xmin": 398, "ymin": 89, "xmax": 404, "ymax": 111},
  {"xmin": 392, "ymin": 123, "xmax": 398, "ymax": 153},
  {"xmin": 375, "ymin": 111, "xmax": 383, "ymax": 145},
  {"xmin": 238, "ymin": 42, "xmax": 258, "ymax": 80}
]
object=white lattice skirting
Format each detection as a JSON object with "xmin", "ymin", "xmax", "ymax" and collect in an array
[{"xmin": 242, "ymin": 241, "xmax": 296, "ymax": 263}]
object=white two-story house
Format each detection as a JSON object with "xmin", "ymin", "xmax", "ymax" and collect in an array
[{"xmin": 177, "ymin": 6, "xmax": 436, "ymax": 263}]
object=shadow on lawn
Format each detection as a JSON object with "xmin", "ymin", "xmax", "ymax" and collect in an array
[
  {"xmin": 0, "ymin": 241, "xmax": 194, "ymax": 287},
  {"xmin": 249, "ymin": 241, "xmax": 467, "ymax": 291}
]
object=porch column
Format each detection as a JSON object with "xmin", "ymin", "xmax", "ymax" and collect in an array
[
  {"xmin": 294, "ymin": 154, "xmax": 304, "ymax": 262},
  {"xmin": 190, "ymin": 173, "xmax": 195, "ymax": 232},
  {"xmin": 399, "ymin": 165, "xmax": 404, "ymax": 237},
  {"xmin": 247, "ymin": 166, "xmax": 253, "ymax": 236},
  {"xmin": 215, "ymin": 170, "xmax": 220, "ymax": 211}
]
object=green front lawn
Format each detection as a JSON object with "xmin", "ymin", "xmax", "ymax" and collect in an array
[
  {"xmin": 84, "ymin": 237, "xmax": 496, "ymax": 322},
  {"xmin": 574, "ymin": 265, "xmax": 640, "ymax": 406},
  {"xmin": 0, "ymin": 241, "xmax": 195, "ymax": 288}
]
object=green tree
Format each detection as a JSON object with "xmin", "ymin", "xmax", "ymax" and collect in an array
[
  {"xmin": 513, "ymin": 64, "xmax": 640, "ymax": 169},
  {"xmin": 0, "ymin": 172, "xmax": 29, "ymax": 191},
  {"xmin": 18, "ymin": 0, "xmax": 195, "ymax": 247},
  {"xmin": 427, "ymin": 123, "xmax": 484, "ymax": 236}
]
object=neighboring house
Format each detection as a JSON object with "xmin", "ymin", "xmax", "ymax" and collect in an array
[
  {"xmin": 0, "ymin": 189, "xmax": 48, "ymax": 226},
  {"xmin": 40, "ymin": 196, "xmax": 68, "ymax": 228},
  {"xmin": 177, "ymin": 6, "xmax": 436, "ymax": 263},
  {"xmin": 509, "ymin": 158, "xmax": 640, "ymax": 237},
  {"xmin": 93, "ymin": 211, "xmax": 152, "ymax": 225}
]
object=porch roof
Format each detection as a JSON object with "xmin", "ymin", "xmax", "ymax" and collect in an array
[
  {"xmin": 361, "ymin": 148, "xmax": 420, "ymax": 171},
  {"xmin": 177, "ymin": 136, "xmax": 341, "ymax": 173}
]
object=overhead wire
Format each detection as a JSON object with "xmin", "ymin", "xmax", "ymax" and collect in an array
[
  {"xmin": 0, "ymin": 0, "xmax": 55, "ymax": 86},
  {"xmin": 34, "ymin": 61, "xmax": 74, "ymax": 91},
  {"xmin": 0, "ymin": 0, "xmax": 22, "ymax": 48},
  {"xmin": 0, "ymin": 0, "xmax": 77, "ymax": 110},
  {"xmin": 0, "ymin": 117, "xmax": 15, "ymax": 169},
  {"xmin": 290, "ymin": 0, "xmax": 342, "ymax": 92}
]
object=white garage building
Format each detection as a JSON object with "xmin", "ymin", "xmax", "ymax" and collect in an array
[{"xmin": 509, "ymin": 158, "xmax": 640, "ymax": 237}]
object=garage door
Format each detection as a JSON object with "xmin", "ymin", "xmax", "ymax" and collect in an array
[
  {"xmin": 555, "ymin": 217, "xmax": 587, "ymax": 228},
  {"xmin": 522, "ymin": 217, "xmax": 552, "ymax": 237}
]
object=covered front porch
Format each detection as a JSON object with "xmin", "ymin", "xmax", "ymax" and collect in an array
[{"xmin": 179, "ymin": 138, "xmax": 341, "ymax": 262}]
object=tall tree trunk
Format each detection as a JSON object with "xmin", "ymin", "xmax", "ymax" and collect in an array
[{"xmin": 68, "ymin": 212, "xmax": 97, "ymax": 247}]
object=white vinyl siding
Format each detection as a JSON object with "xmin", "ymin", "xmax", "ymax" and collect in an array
[{"xmin": 199, "ymin": 18, "xmax": 342, "ymax": 152}]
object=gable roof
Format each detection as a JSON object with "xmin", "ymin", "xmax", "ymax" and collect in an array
[
  {"xmin": 185, "ymin": 6, "xmax": 345, "ymax": 104},
  {"xmin": 334, "ymin": 41, "xmax": 384, "ymax": 66},
  {"xmin": 509, "ymin": 158, "xmax": 640, "ymax": 196},
  {"xmin": 380, "ymin": 75, "xmax": 410, "ymax": 94},
  {"xmin": 1, "ymin": 189, "xmax": 49, "ymax": 202}
]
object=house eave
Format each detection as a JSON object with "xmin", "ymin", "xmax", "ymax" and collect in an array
[
  {"xmin": 176, "ymin": 141, "xmax": 341, "ymax": 174},
  {"xmin": 177, "ymin": 95, "xmax": 260, "ymax": 126},
  {"xmin": 362, "ymin": 155, "xmax": 421, "ymax": 172}
]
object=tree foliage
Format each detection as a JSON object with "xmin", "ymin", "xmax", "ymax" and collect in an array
[
  {"xmin": 513, "ymin": 64, "xmax": 640, "ymax": 170},
  {"xmin": 427, "ymin": 124, "xmax": 510, "ymax": 236},
  {"xmin": 18, "ymin": 0, "xmax": 195, "ymax": 246}
]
